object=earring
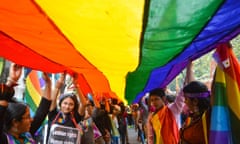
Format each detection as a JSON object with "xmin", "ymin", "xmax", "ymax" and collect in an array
[{"xmin": 12, "ymin": 127, "xmax": 18, "ymax": 133}]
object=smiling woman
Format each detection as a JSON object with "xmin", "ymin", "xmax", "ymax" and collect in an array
[{"xmin": 46, "ymin": 73, "xmax": 87, "ymax": 144}]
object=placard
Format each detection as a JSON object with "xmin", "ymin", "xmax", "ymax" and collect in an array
[{"xmin": 48, "ymin": 124, "xmax": 81, "ymax": 144}]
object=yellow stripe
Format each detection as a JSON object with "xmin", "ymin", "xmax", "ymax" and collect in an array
[
  {"xmin": 35, "ymin": 0, "xmax": 144, "ymax": 101},
  {"xmin": 151, "ymin": 113, "xmax": 164, "ymax": 144},
  {"xmin": 215, "ymin": 67, "xmax": 225, "ymax": 84},
  {"xmin": 225, "ymin": 71, "xmax": 240, "ymax": 119},
  {"xmin": 216, "ymin": 66, "xmax": 240, "ymax": 119},
  {"xmin": 202, "ymin": 112, "xmax": 208, "ymax": 144}
]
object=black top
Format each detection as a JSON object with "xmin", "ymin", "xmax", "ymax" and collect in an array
[
  {"xmin": 92, "ymin": 108, "xmax": 112, "ymax": 136},
  {"xmin": 46, "ymin": 108, "xmax": 84, "ymax": 142},
  {"xmin": 48, "ymin": 108, "xmax": 84, "ymax": 127}
]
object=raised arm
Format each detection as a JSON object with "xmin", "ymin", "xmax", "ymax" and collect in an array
[
  {"xmin": 1, "ymin": 63, "xmax": 22, "ymax": 106},
  {"xmin": 41, "ymin": 72, "xmax": 52, "ymax": 101},
  {"xmin": 168, "ymin": 62, "xmax": 195, "ymax": 126},
  {"xmin": 184, "ymin": 61, "xmax": 195, "ymax": 86},
  {"xmin": 72, "ymin": 73, "xmax": 87, "ymax": 116},
  {"xmin": 92, "ymin": 93, "xmax": 100, "ymax": 108},
  {"xmin": 6, "ymin": 63, "xmax": 22, "ymax": 87},
  {"xmin": 0, "ymin": 63, "xmax": 22, "ymax": 142},
  {"xmin": 30, "ymin": 72, "xmax": 52, "ymax": 134},
  {"xmin": 49, "ymin": 73, "xmax": 65, "ymax": 111}
]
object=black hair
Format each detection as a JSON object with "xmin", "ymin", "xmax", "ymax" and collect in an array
[
  {"xmin": 59, "ymin": 93, "xmax": 79, "ymax": 113},
  {"xmin": 112, "ymin": 98, "xmax": 118, "ymax": 105},
  {"xmin": 183, "ymin": 81, "xmax": 210, "ymax": 114},
  {"xmin": 88, "ymin": 100, "xmax": 94, "ymax": 106},
  {"xmin": 149, "ymin": 88, "xmax": 165, "ymax": 98},
  {"xmin": 166, "ymin": 94, "xmax": 176, "ymax": 103},
  {"xmin": 4, "ymin": 102, "xmax": 28, "ymax": 131},
  {"xmin": 183, "ymin": 81, "xmax": 209, "ymax": 93},
  {"xmin": 0, "ymin": 83, "xmax": 15, "ymax": 101}
]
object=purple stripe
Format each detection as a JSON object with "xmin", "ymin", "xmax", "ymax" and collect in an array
[
  {"xmin": 185, "ymin": 91, "xmax": 210, "ymax": 98},
  {"xmin": 209, "ymin": 131, "xmax": 232, "ymax": 144},
  {"xmin": 39, "ymin": 77, "xmax": 45, "ymax": 88}
]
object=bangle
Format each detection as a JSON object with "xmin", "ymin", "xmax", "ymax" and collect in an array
[
  {"xmin": 7, "ymin": 77, "xmax": 17, "ymax": 83},
  {"xmin": 7, "ymin": 77, "xmax": 18, "ymax": 86}
]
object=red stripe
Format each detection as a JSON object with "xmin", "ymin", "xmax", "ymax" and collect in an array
[{"xmin": 216, "ymin": 43, "xmax": 240, "ymax": 89}]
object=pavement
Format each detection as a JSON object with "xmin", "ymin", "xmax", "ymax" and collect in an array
[{"xmin": 127, "ymin": 126, "xmax": 142, "ymax": 144}]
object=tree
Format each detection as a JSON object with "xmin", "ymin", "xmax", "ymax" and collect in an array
[{"xmin": 168, "ymin": 34, "xmax": 240, "ymax": 92}]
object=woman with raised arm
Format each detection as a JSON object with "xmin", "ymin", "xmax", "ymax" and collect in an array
[
  {"xmin": 0, "ymin": 63, "xmax": 52, "ymax": 144},
  {"xmin": 47, "ymin": 73, "xmax": 86, "ymax": 143},
  {"xmin": 179, "ymin": 62, "xmax": 211, "ymax": 144}
]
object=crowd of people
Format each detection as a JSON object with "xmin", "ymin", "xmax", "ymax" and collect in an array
[{"xmin": 0, "ymin": 61, "xmax": 213, "ymax": 144}]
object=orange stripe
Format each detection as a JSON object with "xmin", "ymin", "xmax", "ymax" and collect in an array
[
  {"xmin": 26, "ymin": 71, "xmax": 41, "ymax": 106},
  {"xmin": 29, "ymin": 71, "xmax": 41, "ymax": 93}
]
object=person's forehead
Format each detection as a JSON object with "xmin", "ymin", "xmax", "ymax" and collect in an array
[
  {"xmin": 150, "ymin": 95, "xmax": 162, "ymax": 99},
  {"xmin": 150, "ymin": 94, "xmax": 164, "ymax": 97}
]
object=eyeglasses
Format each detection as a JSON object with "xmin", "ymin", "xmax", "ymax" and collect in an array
[
  {"xmin": 22, "ymin": 115, "xmax": 32, "ymax": 120},
  {"xmin": 86, "ymin": 104, "xmax": 93, "ymax": 107}
]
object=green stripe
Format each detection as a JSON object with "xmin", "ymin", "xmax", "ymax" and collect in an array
[
  {"xmin": 213, "ymin": 82, "xmax": 228, "ymax": 106},
  {"xmin": 25, "ymin": 88, "xmax": 37, "ymax": 112},
  {"xmin": 0, "ymin": 58, "xmax": 5, "ymax": 77},
  {"xmin": 126, "ymin": 0, "xmax": 223, "ymax": 102}
]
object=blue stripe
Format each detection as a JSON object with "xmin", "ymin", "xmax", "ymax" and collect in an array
[{"xmin": 210, "ymin": 106, "xmax": 231, "ymax": 131}]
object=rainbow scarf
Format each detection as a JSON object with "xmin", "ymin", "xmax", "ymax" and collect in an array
[
  {"xmin": 210, "ymin": 43, "xmax": 240, "ymax": 144},
  {"xmin": 6, "ymin": 132, "xmax": 35, "ymax": 144},
  {"xmin": 151, "ymin": 106, "xmax": 179, "ymax": 144}
]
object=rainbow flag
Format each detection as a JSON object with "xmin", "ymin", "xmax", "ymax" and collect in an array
[
  {"xmin": 25, "ymin": 70, "xmax": 42, "ymax": 112},
  {"xmin": 1, "ymin": 0, "xmax": 240, "ymax": 103},
  {"xmin": 210, "ymin": 43, "xmax": 240, "ymax": 144},
  {"xmin": 151, "ymin": 106, "xmax": 179, "ymax": 144}
]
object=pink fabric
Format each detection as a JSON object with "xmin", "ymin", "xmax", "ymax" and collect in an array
[{"xmin": 93, "ymin": 123, "xmax": 102, "ymax": 139}]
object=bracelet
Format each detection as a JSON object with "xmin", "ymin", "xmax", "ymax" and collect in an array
[{"xmin": 7, "ymin": 77, "xmax": 17, "ymax": 84}]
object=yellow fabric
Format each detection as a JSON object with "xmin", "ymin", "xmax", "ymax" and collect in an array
[
  {"xmin": 216, "ymin": 67, "xmax": 240, "ymax": 119},
  {"xmin": 202, "ymin": 112, "xmax": 208, "ymax": 144},
  {"xmin": 26, "ymin": 76, "xmax": 41, "ymax": 106},
  {"xmin": 151, "ymin": 106, "xmax": 179, "ymax": 144},
  {"xmin": 151, "ymin": 110, "xmax": 164, "ymax": 144},
  {"xmin": 35, "ymin": 0, "xmax": 145, "ymax": 103}
]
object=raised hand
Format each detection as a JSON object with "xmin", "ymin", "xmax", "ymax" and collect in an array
[
  {"xmin": 41, "ymin": 72, "xmax": 52, "ymax": 100},
  {"xmin": 56, "ymin": 73, "xmax": 66, "ymax": 89},
  {"xmin": 7, "ymin": 63, "xmax": 23, "ymax": 86},
  {"xmin": 42, "ymin": 72, "xmax": 51, "ymax": 84}
]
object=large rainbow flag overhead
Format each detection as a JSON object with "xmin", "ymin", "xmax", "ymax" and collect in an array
[
  {"xmin": 0, "ymin": 0, "xmax": 240, "ymax": 103},
  {"xmin": 210, "ymin": 43, "xmax": 240, "ymax": 144}
]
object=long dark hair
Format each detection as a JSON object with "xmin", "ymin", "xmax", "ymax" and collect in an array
[
  {"xmin": 183, "ymin": 81, "xmax": 210, "ymax": 114},
  {"xmin": 4, "ymin": 102, "xmax": 28, "ymax": 131},
  {"xmin": 58, "ymin": 93, "xmax": 79, "ymax": 113}
]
